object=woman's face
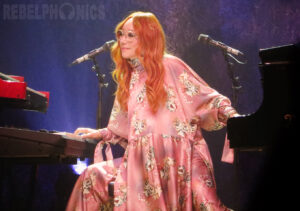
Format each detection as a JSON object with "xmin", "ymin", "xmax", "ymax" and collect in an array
[{"xmin": 117, "ymin": 18, "xmax": 139, "ymax": 59}]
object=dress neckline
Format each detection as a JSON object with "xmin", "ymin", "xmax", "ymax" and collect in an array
[{"xmin": 128, "ymin": 58, "xmax": 144, "ymax": 73}]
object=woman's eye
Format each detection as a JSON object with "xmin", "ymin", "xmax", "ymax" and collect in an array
[
  {"xmin": 117, "ymin": 30, "xmax": 123, "ymax": 37},
  {"xmin": 128, "ymin": 32, "xmax": 136, "ymax": 38}
]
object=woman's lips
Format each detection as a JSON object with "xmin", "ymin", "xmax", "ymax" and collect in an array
[{"xmin": 121, "ymin": 47, "xmax": 130, "ymax": 51}]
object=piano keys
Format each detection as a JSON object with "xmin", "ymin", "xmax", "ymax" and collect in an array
[
  {"xmin": 0, "ymin": 127, "xmax": 97, "ymax": 164},
  {"xmin": 0, "ymin": 72, "xmax": 49, "ymax": 113},
  {"xmin": 227, "ymin": 43, "xmax": 298, "ymax": 150}
]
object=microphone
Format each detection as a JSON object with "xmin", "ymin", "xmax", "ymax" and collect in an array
[
  {"xmin": 70, "ymin": 40, "xmax": 116, "ymax": 66},
  {"xmin": 198, "ymin": 34, "xmax": 243, "ymax": 56}
]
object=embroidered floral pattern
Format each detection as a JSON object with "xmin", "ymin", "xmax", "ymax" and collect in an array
[
  {"xmin": 114, "ymin": 185, "xmax": 127, "ymax": 207},
  {"xmin": 174, "ymin": 119, "xmax": 190, "ymax": 137},
  {"xmin": 179, "ymin": 70, "xmax": 200, "ymax": 97},
  {"xmin": 198, "ymin": 173, "xmax": 215, "ymax": 188},
  {"xmin": 140, "ymin": 135, "xmax": 149, "ymax": 146},
  {"xmin": 167, "ymin": 100, "xmax": 177, "ymax": 112},
  {"xmin": 177, "ymin": 165, "xmax": 191, "ymax": 182},
  {"xmin": 114, "ymin": 195, "xmax": 125, "ymax": 207},
  {"xmin": 99, "ymin": 199, "xmax": 114, "ymax": 211},
  {"xmin": 132, "ymin": 113, "xmax": 147, "ymax": 135},
  {"xmin": 205, "ymin": 179, "xmax": 214, "ymax": 188},
  {"xmin": 166, "ymin": 87, "xmax": 177, "ymax": 112},
  {"xmin": 128, "ymin": 58, "xmax": 140, "ymax": 68},
  {"xmin": 133, "ymin": 119, "xmax": 146, "ymax": 135},
  {"xmin": 145, "ymin": 147, "xmax": 155, "ymax": 171},
  {"xmin": 128, "ymin": 58, "xmax": 144, "ymax": 72},
  {"xmin": 211, "ymin": 120, "xmax": 224, "ymax": 131},
  {"xmin": 209, "ymin": 96, "xmax": 224, "ymax": 109},
  {"xmin": 82, "ymin": 178, "xmax": 93, "ymax": 195},
  {"xmin": 177, "ymin": 165, "xmax": 186, "ymax": 176},
  {"xmin": 160, "ymin": 157, "xmax": 175, "ymax": 180},
  {"xmin": 82, "ymin": 171, "xmax": 97, "ymax": 196},
  {"xmin": 132, "ymin": 135, "xmax": 150, "ymax": 148},
  {"xmin": 199, "ymin": 202, "xmax": 209, "ymax": 211},
  {"xmin": 137, "ymin": 85, "xmax": 146, "ymax": 103},
  {"xmin": 130, "ymin": 71, "xmax": 140, "ymax": 90},
  {"xmin": 209, "ymin": 96, "xmax": 237, "ymax": 123},
  {"xmin": 173, "ymin": 119, "xmax": 197, "ymax": 137},
  {"xmin": 143, "ymin": 179, "xmax": 162, "ymax": 200}
]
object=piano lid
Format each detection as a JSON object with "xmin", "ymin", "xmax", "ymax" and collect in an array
[
  {"xmin": 259, "ymin": 43, "xmax": 300, "ymax": 65},
  {"xmin": 227, "ymin": 43, "xmax": 298, "ymax": 150}
]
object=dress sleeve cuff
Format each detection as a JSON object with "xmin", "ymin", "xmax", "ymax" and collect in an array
[{"xmin": 98, "ymin": 128, "xmax": 113, "ymax": 140}]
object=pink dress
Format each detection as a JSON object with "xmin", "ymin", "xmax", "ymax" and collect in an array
[{"xmin": 66, "ymin": 55, "xmax": 235, "ymax": 211}]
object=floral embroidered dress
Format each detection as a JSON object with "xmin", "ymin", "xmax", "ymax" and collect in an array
[{"xmin": 66, "ymin": 55, "xmax": 236, "ymax": 211}]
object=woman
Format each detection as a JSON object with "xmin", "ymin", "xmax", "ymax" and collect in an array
[{"xmin": 66, "ymin": 11, "xmax": 237, "ymax": 211}]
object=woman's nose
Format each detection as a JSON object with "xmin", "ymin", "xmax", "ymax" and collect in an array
[
  {"xmin": 119, "ymin": 35, "xmax": 129, "ymax": 43},
  {"xmin": 119, "ymin": 37, "xmax": 126, "ymax": 43}
]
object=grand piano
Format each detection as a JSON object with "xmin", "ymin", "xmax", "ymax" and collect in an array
[{"xmin": 226, "ymin": 43, "xmax": 298, "ymax": 210}]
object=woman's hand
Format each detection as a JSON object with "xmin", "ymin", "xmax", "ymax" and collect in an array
[{"xmin": 74, "ymin": 127, "xmax": 102, "ymax": 139}]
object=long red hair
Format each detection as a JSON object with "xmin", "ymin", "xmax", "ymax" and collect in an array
[{"xmin": 111, "ymin": 11, "xmax": 167, "ymax": 114}]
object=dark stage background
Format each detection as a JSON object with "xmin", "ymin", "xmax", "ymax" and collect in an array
[{"xmin": 0, "ymin": 0, "xmax": 299, "ymax": 210}]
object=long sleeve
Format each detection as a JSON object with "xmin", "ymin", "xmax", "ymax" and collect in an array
[
  {"xmin": 165, "ymin": 55, "xmax": 237, "ymax": 131},
  {"xmin": 196, "ymin": 95, "xmax": 238, "ymax": 131},
  {"xmin": 94, "ymin": 97, "xmax": 129, "ymax": 163},
  {"xmin": 106, "ymin": 96, "xmax": 129, "ymax": 139},
  {"xmin": 164, "ymin": 55, "xmax": 236, "ymax": 163}
]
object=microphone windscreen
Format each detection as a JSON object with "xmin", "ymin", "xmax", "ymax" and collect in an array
[{"xmin": 198, "ymin": 34, "xmax": 210, "ymax": 43}]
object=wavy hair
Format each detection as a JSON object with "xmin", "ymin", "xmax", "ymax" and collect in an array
[{"xmin": 111, "ymin": 11, "xmax": 167, "ymax": 113}]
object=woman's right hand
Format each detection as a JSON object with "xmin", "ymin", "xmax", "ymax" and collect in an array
[{"xmin": 74, "ymin": 127, "xmax": 102, "ymax": 140}]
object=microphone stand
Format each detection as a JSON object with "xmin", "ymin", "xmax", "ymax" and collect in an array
[
  {"xmin": 222, "ymin": 51, "xmax": 245, "ymax": 107},
  {"xmin": 91, "ymin": 57, "xmax": 108, "ymax": 128},
  {"xmin": 222, "ymin": 51, "xmax": 245, "ymax": 210}
]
